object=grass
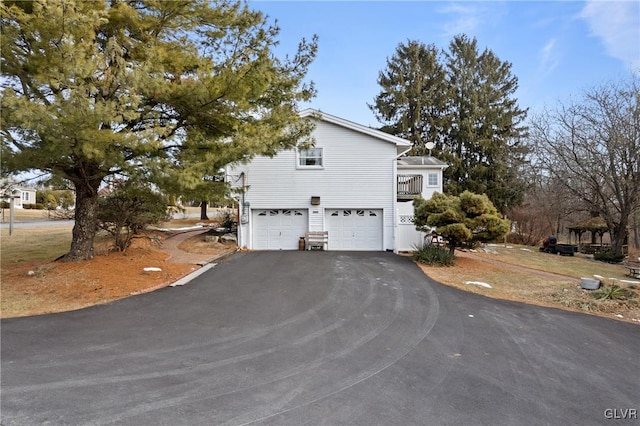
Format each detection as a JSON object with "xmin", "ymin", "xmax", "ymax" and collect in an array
[
  {"xmin": 1, "ymin": 225, "xmax": 73, "ymax": 268},
  {"xmin": 0, "ymin": 207, "xmax": 225, "ymax": 268},
  {"xmin": 481, "ymin": 244, "xmax": 632, "ymax": 281},
  {"xmin": 0, "ymin": 208, "xmax": 52, "ymax": 222},
  {"xmin": 418, "ymin": 244, "xmax": 640, "ymax": 323}
]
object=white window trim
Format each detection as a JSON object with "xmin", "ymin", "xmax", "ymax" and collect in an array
[{"xmin": 296, "ymin": 147, "xmax": 324, "ymax": 169}]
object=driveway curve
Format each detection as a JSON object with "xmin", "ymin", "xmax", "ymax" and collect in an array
[{"xmin": 1, "ymin": 252, "xmax": 638, "ymax": 425}]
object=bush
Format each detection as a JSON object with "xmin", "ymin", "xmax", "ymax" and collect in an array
[
  {"xmin": 98, "ymin": 184, "xmax": 168, "ymax": 251},
  {"xmin": 22, "ymin": 203, "xmax": 44, "ymax": 209},
  {"xmin": 591, "ymin": 285, "xmax": 634, "ymax": 301},
  {"xmin": 594, "ymin": 250, "xmax": 625, "ymax": 264},
  {"xmin": 220, "ymin": 209, "xmax": 237, "ymax": 230},
  {"xmin": 413, "ymin": 244, "xmax": 455, "ymax": 266},
  {"xmin": 0, "ymin": 201, "xmax": 9, "ymax": 208}
]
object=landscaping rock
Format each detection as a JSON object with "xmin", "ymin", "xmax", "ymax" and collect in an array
[
  {"xmin": 204, "ymin": 235, "xmax": 219, "ymax": 243},
  {"xmin": 220, "ymin": 233, "xmax": 237, "ymax": 244}
]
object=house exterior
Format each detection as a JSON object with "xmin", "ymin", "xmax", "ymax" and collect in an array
[
  {"xmin": 0, "ymin": 179, "xmax": 37, "ymax": 209},
  {"xmin": 226, "ymin": 109, "xmax": 447, "ymax": 252}
]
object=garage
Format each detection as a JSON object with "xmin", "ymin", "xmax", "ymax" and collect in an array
[
  {"xmin": 325, "ymin": 209, "xmax": 383, "ymax": 250},
  {"xmin": 253, "ymin": 209, "xmax": 308, "ymax": 250}
]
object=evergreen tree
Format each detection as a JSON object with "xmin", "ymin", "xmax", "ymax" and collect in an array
[
  {"xmin": 443, "ymin": 35, "xmax": 528, "ymax": 211},
  {"xmin": 368, "ymin": 40, "xmax": 449, "ymax": 155},
  {"xmin": 1, "ymin": 0, "xmax": 317, "ymax": 261},
  {"xmin": 370, "ymin": 35, "xmax": 528, "ymax": 211},
  {"xmin": 413, "ymin": 191, "xmax": 510, "ymax": 255}
]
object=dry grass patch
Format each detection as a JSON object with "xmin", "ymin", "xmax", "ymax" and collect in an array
[
  {"xmin": 417, "ymin": 245, "xmax": 640, "ymax": 324},
  {"xmin": 1, "ymin": 225, "xmax": 73, "ymax": 267}
]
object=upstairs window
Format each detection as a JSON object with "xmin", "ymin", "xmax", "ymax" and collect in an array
[
  {"xmin": 298, "ymin": 148, "xmax": 323, "ymax": 168},
  {"xmin": 427, "ymin": 173, "xmax": 438, "ymax": 186}
]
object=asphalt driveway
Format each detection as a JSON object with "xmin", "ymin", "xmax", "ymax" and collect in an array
[{"xmin": 1, "ymin": 251, "xmax": 638, "ymax": 425}]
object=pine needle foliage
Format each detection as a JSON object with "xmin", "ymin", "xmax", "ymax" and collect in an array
[{"xmin": 1, "ymin": 0, "xmax": 318, "ymax": 260}]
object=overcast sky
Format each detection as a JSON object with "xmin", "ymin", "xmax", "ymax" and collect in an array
[{"xmin": 250, "ymin": 0, "xmax": 640, "ymax": 127}]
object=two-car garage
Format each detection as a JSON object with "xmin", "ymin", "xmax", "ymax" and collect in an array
[{"xmin": 251, "ymin": 208, "xmax": 383, "ymax": 251}]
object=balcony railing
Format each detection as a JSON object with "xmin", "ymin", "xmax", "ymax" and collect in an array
[{"xmin": 397, "ymin": 174, "xmax": 423, "ymax": 200}]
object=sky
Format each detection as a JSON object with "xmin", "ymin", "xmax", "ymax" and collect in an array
[{"xmin": 249, "ymin": 0, "xmax": 640, "ymax": 127}]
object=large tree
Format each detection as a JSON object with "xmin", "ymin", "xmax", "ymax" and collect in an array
[
  {"xmin": 370, "ymin": 35, "xmax": 528, "ymax": 211},
  {"xmin": 1, "ymin": 0, "xmax": 317, "ymax": 261},
  {"xmin": 368, "ymin": 40, "xmax": 450, "ymax": 155},
  {"xmin": 529, "ymin": 77, "xmax": 640, "ymax": 256}
]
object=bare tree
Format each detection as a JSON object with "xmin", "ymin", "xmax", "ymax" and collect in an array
[{"xmin": 529, "ymin": 76, "xmax": 640, "ymax": 255}]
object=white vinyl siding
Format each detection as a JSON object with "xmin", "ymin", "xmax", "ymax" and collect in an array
[{"xmin": 230, "ymin": 119, "xmax": 398, "ymax": 250}]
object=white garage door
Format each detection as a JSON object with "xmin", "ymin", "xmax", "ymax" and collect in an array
[
  {"xmin": 253, "ymin": 209, "xmax": 308, "ymax": 250},
  {"xmin": 325, "ymin": 209, "xmax": 383, "ymax": 251}
]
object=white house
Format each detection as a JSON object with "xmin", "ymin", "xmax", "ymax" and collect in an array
[
  {"xmin": 1, "ymin": 179, "xmax": 37, "ymax": 209},
  {"xmin": 227, "ymin": 109, "xmax": 447, "ymax": 252}
]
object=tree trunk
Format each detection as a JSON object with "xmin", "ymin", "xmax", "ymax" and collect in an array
[
  {"xmin": 60, "ymin": 181, "xmax": 100, "ymax": 262},
  {"xmin": 610, "ymin": 222, "xmax": 628, "ymax": 257},
  {"xmin": 633, "ymin": 212, "xmax": 639, "ymax": 252},
  {"xmin": 200, "ymin": 201, "xmax": 209, "ymax": 220}
]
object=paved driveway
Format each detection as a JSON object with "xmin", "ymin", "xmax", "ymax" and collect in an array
[{"xmin": 1, "ymin": 252, "xmax": 638, "ymax": 425}]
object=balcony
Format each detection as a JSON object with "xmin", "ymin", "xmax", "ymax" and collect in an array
[{"xmin": 397, "ymin": 174, "xmax": 423, "ymax": 200}]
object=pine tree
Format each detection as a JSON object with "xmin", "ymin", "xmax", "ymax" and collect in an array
[
  {"xmin": 413, "ymin": 191, "xmax": 510, "ymax": 255},
  {"xmin": 370, "ymin": 35, "xmax": 528, "ymax": 211},
  {"xmin": 368, "ymin": 40, "xmax": 449, "ymax": 155},
  {"xmin": 442, "ymin": 35, "xmax": 528, "ymax": 211},
  {"xmin": 1, "ymin": 0, "xmax": 317, "ymax": 260}
]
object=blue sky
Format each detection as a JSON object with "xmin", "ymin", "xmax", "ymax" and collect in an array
[{"xmin": 250, "ymin": 0, "xmax": 640, "ymax": 127}]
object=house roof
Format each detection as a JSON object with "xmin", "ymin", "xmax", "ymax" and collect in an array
[
  {"xmin": 299, "ymin": 109, "xmax": 411, "ymax": 148},
  {"xmin": 397, "ymin": 156, "xmax": 449, "ymax": 168}
]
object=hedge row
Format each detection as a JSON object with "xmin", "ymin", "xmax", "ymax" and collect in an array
[{"xmin": 21, "ymin": 203, "xmax": 46, "ymax": 210}]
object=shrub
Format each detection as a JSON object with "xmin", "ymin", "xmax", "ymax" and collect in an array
[
  {"xmin": 0, "ymin": 201, "xmax": 9, "ymax": 208},
  {"xmin": 98, "ymin": 184, "xmax": 168, "ymax": 251},
  {"xmin": 220, "ymin": 209, "xmax": 237, "ymax": 230},
  {"xmin": 591, "ymin": 285, "xmax": 634, "ymax": 301},
  {"xmin": 22, "ymin": 203, "xmax": 44, "ymax": 209},
  {"xmin": 413, "ymin": 244, "xmax": 455, "ymax": 266},
  {"xmin": 594, "ymin": 250, "xmax": 624, "ymax": 264}
]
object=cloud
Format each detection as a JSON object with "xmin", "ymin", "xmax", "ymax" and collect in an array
[
  {"xmin": 539, "ymin": 38, "xmax": 560, "ymax": 75},
  {"xmin": 580, "ymin": 0, "xmax": 640, "ymax": 70},
  {"xmin": 437, "ymin": 2, "xmax": 507, "ymax": 39}
]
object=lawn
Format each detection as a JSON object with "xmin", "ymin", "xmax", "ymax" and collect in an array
[{"xmin": 418, "ymin": 244, "xmax": 640, "ymax": 324}]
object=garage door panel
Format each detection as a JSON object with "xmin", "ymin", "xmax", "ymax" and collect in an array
[
  {"xmin": 325, "ymin": 209, "xmax": 382, "ymax": 251},
  {"xmin": 253, "ymin": 209, "xmax": 307, "ymax": 250}
]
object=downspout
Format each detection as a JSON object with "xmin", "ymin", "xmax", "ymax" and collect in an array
[
  {"xmin": 393, "ymin": 146, "xmax": 412, "ymax": 253},
  {"xmin": 240, "ymin": 172, "xmax": 247, "ymax": 249}
]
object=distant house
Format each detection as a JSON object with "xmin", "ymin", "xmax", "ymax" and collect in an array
[
  {"xmin": 0, "ymin": 179, "xmax": 37, "ymax": 209},
  {"xmin": 226, "ymin": 109, "xmax": 447, "ymax": 252}
]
